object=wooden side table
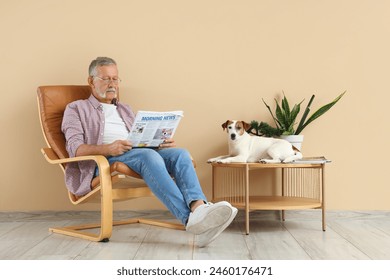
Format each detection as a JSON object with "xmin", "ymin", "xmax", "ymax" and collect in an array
[{"xmin": 210, "ymin": 160, "xmax": 328, "ymax": 234}]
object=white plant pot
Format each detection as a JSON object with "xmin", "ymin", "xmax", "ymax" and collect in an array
[{"xmin": 280, "ymin": 135, "xmax": 304, "ymax": 151}]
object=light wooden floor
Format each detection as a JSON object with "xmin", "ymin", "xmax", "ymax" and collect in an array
[{"xmin": 1, "ymin": 210, "xmax": 390, "ymax": 260}]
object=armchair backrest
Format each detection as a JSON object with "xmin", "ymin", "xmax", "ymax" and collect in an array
[{"xmin": 37, "ymin": 85, "xmax": 91, "ymax": 159}]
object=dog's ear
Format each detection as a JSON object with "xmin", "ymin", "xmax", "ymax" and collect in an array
[
  {"xmin": 221, "ymin": 120, "xmax": 231, "ymax": 131},
  {"xmin": 242, "ymin": 121, "xmax": 252, "ymax": 132}
]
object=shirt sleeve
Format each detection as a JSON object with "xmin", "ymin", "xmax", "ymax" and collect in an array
[{"xmin": 61, "ymin": 102, "xmax": 86, "ymax": 158}]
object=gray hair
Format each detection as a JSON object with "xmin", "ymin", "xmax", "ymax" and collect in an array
[{"xmin": 88, "ymin": 57, "xmax": 117, "ymax": 76}]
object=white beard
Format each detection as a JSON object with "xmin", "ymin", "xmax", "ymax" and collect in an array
[{"xmin": 97, "ymin": 87, "xmax": 117, "ymax": 99}]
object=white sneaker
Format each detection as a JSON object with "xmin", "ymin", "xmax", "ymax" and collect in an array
[
  {"xmin": 186, "ymin": 201, "xmax": 233, "ymax": 235},
  {"xmin": 197, "ymin": 206, "xmax": 238, "ymax": 248}
]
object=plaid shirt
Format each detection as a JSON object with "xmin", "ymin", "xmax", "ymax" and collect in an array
[{"xmin": 61, "ymin": 94, "xmax": 135, "ymax": 196}]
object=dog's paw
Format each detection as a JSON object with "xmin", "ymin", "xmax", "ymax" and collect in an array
[
  {"xmin": 216, "ymin": 159, "xmax": 231, "ymax": 164},
  {"xmin": 207, "ymin": 158, "xmax": 217, "ymax": 163},
  {"xmin": 259, "ymin": 158, "xmax": 281, "ymax": 164}
]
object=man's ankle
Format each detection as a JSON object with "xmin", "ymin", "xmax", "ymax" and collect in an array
[{"xmin": 190, "ymin": 200, "xmax": 206, "ymax": 212}]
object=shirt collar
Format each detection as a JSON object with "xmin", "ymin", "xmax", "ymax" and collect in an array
[
  {"xmin": 88, "ymin": 94, "xmax": 103, "ymax": 110},
  {"xmin": 88, "ymin": 94, "xmax": 122, "ymax": 111}
]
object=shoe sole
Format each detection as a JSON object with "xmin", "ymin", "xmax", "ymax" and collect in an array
[
  {"xmin": 197, "ymin": 207, "xmax": 238, "ymax": 248},
  {"xmin": 186, "ymin": 203, "xmax": 233, "ymax": 235}
]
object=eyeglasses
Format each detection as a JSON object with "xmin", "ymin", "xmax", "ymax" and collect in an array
[{"xmin": 93, "ymin": 76, "xmax": 122, "ymax": 85}]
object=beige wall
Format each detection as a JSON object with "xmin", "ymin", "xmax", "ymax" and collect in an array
[{"xmin": 1, "ymin": 0, "xmax": 389, "ymax": 211}]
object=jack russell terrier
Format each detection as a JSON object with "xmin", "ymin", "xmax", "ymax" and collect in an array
[{"xmin": 208, "ymin": 120, "xmax": 303, "ymax": 164}]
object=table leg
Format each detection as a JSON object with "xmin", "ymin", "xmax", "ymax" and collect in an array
[
  {"xmin": 322, "ymin": 164, "xmax": 326, "ymax": 231},
  {"xmin": 281, "ymin": 168, "xmax": 285, "ymax": 221},
  {"xmin": 245, "ymin": 164, "xmax": 250, "ymax": 235}
]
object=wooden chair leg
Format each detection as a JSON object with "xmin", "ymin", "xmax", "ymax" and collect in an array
[
  {"xmin": 49, "ymin": 218, "xmax": 184, "ymax": 242},
  {"xmin": 49, "ymin": 219, "xmax": 138, "ymax": 242},
  {"xmin": 48, "ymin": 176, "xmax": 184, "ymax": 241}
]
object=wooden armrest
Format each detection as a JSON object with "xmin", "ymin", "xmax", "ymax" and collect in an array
[
  {"xmin": 41, "ymin": 147, "xmax": 108, "ymax": 166},
  {"xmin": 41, "ymin": 147, "xmax": 112, "ymax": 200}
]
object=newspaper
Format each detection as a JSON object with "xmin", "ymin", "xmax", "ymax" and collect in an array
[
  {"xmin": 292, "ymin": 156, "xmax": 331, "ymax": 164},
  {"xmin": 128, "ymin": 110, "xmax": 183, "ymax": 148}
]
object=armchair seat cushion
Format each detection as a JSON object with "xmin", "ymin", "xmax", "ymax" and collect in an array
[{"xmin": 91, "ymin": 161, "xmax": 142, "ymax": 189}]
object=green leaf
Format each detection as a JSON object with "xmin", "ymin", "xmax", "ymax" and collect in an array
[
  {"xmin": 262, "ymin": 98, "xmax": 281, "ymax": 129},
  {"xmin": 250, "ymin": 120, "xmax": 260, "ymax": 135},
  {"xmin": 295, "ymin": 91, "xmax": 346, "ymax": 134},
  {"xmin": 282, "ymin": 130, "xmax": 294, "ymax": 136},
  {"xmin": 296, "ymin": 95, "xmax": 315, "ymax": 134},
  {"xmin": 257, "ymin": 122, "xmax": 281, "ymax": 137},
  {"xmin": 289, "ymin": 104, "xmax": 300, "ymax": 122},
  {"xmin": 274, "ymin": 99, "xmax": 285, "ymax": 128},
  {"xmin": 281, "ymin": 94, "xmax": 291, "ymax": 122},
  {"xmin": 250, "ymin": 120, "xmax": 259, "ymax": 129}
]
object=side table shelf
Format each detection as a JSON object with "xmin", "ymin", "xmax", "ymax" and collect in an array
[{"xmin": 210, "ymin": 161, "xmax": 327, "ymax": 234}]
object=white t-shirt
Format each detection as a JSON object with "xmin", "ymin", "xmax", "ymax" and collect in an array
[{"xmin": 101, "ymin": 103, "xmax": 129, "ymax": 144}]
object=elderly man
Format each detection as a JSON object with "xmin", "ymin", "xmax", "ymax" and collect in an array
[{"xmin": 61, "ymin": 57, "xmax": 237, "ymax": 247}]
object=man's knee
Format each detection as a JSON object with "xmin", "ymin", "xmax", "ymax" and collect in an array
[
  {"xmin": 174, "ymin": 147, "xmax": 190, "ymax": 158},
  {"xmin": 171, "ymin": 148, "xmax": 194, "ymax": 167},
  {"xmin": 138, "ymin": 148, "xmax": 163, "ymax": 163},
  {"xmin": 166, "ymin": 148, "xmax": 191, "ymax": 161}
]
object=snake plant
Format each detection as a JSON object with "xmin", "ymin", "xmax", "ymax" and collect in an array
[{"xmin": 251, "ymin": 91, "xmax": 346, "ymax": 137}]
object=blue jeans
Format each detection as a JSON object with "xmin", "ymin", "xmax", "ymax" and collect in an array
[{"xmin": 95, "ymin": 148, "xmax": 207, "ymax": 225}]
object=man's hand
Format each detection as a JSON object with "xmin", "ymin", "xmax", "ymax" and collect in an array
[
  {"xmin": 159, "ymin": 138, "xmax": 176, "ymax": 149},
  {"xmin": 75, "ymin": 140, "xmax": 132, "ymax": 157},
  {"xmin": 107, "ymin": 140, "xmax": 133, "ymax": 156}
]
